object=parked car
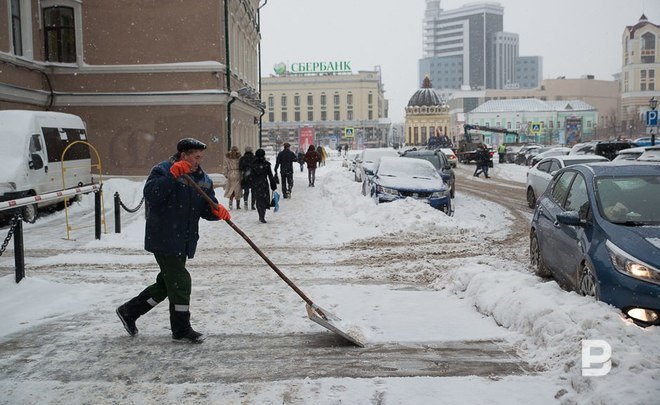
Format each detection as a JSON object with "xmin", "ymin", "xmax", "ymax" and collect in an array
[
  {"xmin": 514, "ymin": 144, "xmax": 541, "ymax": 165},
  {"xmin": 613, "ymin": 146, "xmax": 650, "ymax": 161},
  {"xmin": 633, "ymin": 136, "xmax": 654, "ymax": 147},
  {"xmin": 525, "ymin": 146, "xmax": 554, "ymax": 166},
  {"xmin": 344, "ymin": 150, "xmax": 361, "ymax": 171},
  {"xmin": 370, "ymin": 157, "xmax": 453, "ymax": 215},
  {"xmin": 569, "ymin": 140, "xmax": 636, "ymax": 160},
  {"xmin": 0, "ymin": 110, "xmax": 93, "ymax": 223},
  {"xmin": 526, "ymin": 155, "xmax": 609, "ymax": 208},
  {"xmin": 530, "ymin": 162, "xmax": 660, "ymax": 326},
  {"xmin": 528, "ymin": 147, "xmax": 571, "ymax": 167},
  {"xmin": 400, "ymin": 149, "xmax": 455, "ymax": 198},
  {"xmin": 440, "ymin": 148, "xmax": 458, "ymax": 168},
  {"xmin": 637, "ymin": 145, "xmax": 660, "ymax": 162},
  {"xmin": 503, "ymin": 145, "xmax": 524, "ymax": 163},
  {"xmin": 354, "ymin": 148, "xmax": 399, "ymax": 183}
]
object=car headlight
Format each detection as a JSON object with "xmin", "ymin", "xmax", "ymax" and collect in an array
[
  {"xmin": 376, "ymin": 185, "xmax": 400, "ymax": 196},
  {"xmin": 606, "ymin": 240, "xmax": 660, "ymax": 285}
]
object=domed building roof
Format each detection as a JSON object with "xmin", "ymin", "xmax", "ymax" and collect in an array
[{"xmin": 407, "ymin": 76, "xmax": 444, "ymax": 107}]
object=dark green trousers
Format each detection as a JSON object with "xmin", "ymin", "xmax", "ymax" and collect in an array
[{"xmin": 143, "ymin": 254, "xmax": 191, "ymax": 308}]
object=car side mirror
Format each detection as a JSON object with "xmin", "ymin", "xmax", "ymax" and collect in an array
[
  {"xmin": 29, "ymin": 154, "xmax": 44, "ymax": 170},
  {"xmin": 556, "ymin": 211, "xmax": 586, "ymax": 227}
]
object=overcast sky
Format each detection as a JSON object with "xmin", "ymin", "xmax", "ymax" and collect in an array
[{"xmin": 260, "ymin": 0, "xmax": 660, "ymax": 123}]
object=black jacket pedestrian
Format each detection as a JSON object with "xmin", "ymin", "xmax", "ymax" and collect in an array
[
  {"xmin": 143, "ymin": 158, "xmax": 218, "ymax": 259},
  {"xmin": 239, "ymin": 151, "xmax": 255, "ymax": 187},
  {"xmin": 250, "ymin": 153, "xmax": 277, "ymax": 220},
  {"xmin": 274, "ymin": 148, "xmax": 298, "ymax": 175}
]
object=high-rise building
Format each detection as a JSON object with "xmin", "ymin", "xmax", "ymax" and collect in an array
[
  {"xmin": 420, "ymin": 1, "xmax": 542, "ymax": 90},
  {"xmin": 515, "ymin": 56, "xmax": 543, "ymax": 89}
]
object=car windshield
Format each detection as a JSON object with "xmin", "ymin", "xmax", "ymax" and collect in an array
[
  {"xmin": 363, "ymin": 149, "xmax": 397, "ymax": 163},
  {"xmin": 378, "ymin": 158, "xmax": 440, "ymax": 179},
  {"xmin": 565, "ymin": 158, "xmax": 607, "ymax": 166},
  {"xmin": 596, "ymin": 175, "xmax": 660, "ymax": 225},
  {"xmin": 406, "ymin": 154, "xmax": 441, "ymax": 169}
]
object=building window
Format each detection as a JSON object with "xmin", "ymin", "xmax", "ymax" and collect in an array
[
  {"xmin": 368, "ymin": 92, "xmax": 373, "ymax": 105},
  {"xmin": 321, "ymin": 111, "xmax": 327, "ymax": 121},
  {"xmin": 421, "ymin": 126, "xmax": 427, "ymax": 144},
  {"xmin": 334, "ymin": 110, "xmax": 340, "ymax": 120},
  {"xmin": 268, "ymin": 95, "xmax": 274, "ymax": 108},
  {"xmin": 11, "ymin": 0, "xmax": 23, "ymax": 55},
  {"xmin": 368, "ymin": 110, "xmax": 373, "ymax": 120},
  {"xmin": 268, "ymin": 112, "xmax": 274, "ymax": 122},
  {"xmin": 294, "ymin": 95, "xmax": 300, "ymax": 106},
  {"xmin": 307, "ymin": 111, "xmax": 313, "ymax": 121},
  {"xmin": 347, "ymin": 110, "xmax": 353, "ymax": 120},
  {"xmin": 587, "ymin": 121, "xmax": 592, "ymax": 128},
  {"xmin": 641, "ymin": 32, "xmax": 656, "ymax": 63},
  {"xmin": 307, "ymin": 94, "xmax": 313, "ymax": 105},
  {"xmin": 281, "ymin": 111, "xmax": 288, "ymax": 121},
  {"xmin": 43, "ymin": 6, "xmax": 76, "ymax": 62},
  {"xmin": 294, "ymin": 111, "xmax": 300, "ymax": 122},
  {"xmin": 347, "ymin": 93, "xmax": 353, "ymax": 105},
  {"xmin": 334, "ymin": 93, "xmax": 340, "ymax": 105},
  {"xmin": 321, "ymin": 94, "xmax": 326, "ymax": 106},
  {"xmin": 281, "ymin": 95, "xmax": 287, "ymax": 107}
]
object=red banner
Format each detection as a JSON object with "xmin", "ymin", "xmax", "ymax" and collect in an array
[{"xmin": 299, "ymin": 127, "xmax": 314, "ymax": 152}]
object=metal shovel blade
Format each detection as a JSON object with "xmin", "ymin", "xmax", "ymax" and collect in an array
[{"xmin": 306, "ymin": 304, "xmax": 365, "ymax": 347}]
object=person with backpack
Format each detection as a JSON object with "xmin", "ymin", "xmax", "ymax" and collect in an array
[{"xmin": 304, "ymin": 145, "xmax": 320, "ymax": 187}]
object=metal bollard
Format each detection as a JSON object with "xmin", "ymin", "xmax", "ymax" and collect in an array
[
  {"xmin": 14, "ymin": 219, "xmax": 24, "ymax": 283},
  {"xmin": 114, "ymin": 192, "xmax": 121, "ymax": 234},
  {"xmin": 94, "ymin": 191, "xmax": 101, "ymax": 240}
]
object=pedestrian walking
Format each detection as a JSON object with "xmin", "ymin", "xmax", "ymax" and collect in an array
[
  {"xmin": 239, "ymin": 146, "xmax": 255, "ymax": 210},
  {"xmin": 116, "ymin": 138, "xmax": 230, "ymax": 343},
  {"xmin": 222, "ymin": 145, "xmax": 243, "ymax": 209},
  {"xmin": 297, "ymin": 149, "xmax": 306, "ymax": 172},
  {"xmin": 250, "ymin": 148, "xmax": 277, "ymax": 223},
  {"xmin": 316, "ymin": 145, "xmax": 327, "ymax": 167},
  {"xmin": 274, "ymin": 142, "xmax": 297, "ymax": 198},
  {"xmin": 473, "ymin": 144, "xmax": 491, "ymax": 178},
  {"xmin": 304, "ymin": 144, "xmax": 320, "ymax": 187}
]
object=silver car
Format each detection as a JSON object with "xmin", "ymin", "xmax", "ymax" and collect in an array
[{"xmin": 526, "ymin": 155, "xmax": 608, "ymax": 208}]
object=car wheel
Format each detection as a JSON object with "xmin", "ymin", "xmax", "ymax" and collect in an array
[
  {"xmin": 578, "ymin": 262, "xmax": 599, "ymax": 299},
  {"xmin": 530, "ymin": 230, "xmax": 551, "ymax": 278},
  {"xmin": 22, "ymin": 203, "xmax": 38, "ymax": 224},
  {"xmin": 526, "ymin": 187, "xmax": 536, "ymax": 208},
  {"xmin": 450, "ymin": 183, "xmax": 455, "ymax": 199}
]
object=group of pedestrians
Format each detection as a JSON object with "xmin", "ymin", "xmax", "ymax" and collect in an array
[{"xmin": 473, "ymin": 143, "xmax": 492, "ymax": 178}]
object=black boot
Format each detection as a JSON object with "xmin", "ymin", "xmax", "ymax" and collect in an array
[
  {"xmin": 170, "ymin": 306, "xmax": 204, "ymax": 343},
  {"xmin": 116, "ymin": 292, "xmax": 157, "ymax": 336}
]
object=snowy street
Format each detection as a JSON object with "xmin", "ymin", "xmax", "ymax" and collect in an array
[{"xmin": 0, "ymin": 155, "xmax": 657, "ymax": 404}]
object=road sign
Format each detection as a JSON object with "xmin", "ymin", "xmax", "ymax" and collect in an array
[
  {"xmin": 344, "ymin": 127, "xmax": 355, "ymax": 138},
  {"xmin": 530, "ymin": 122, "xmax": 542, "ymax": 134},
  {"xmin": 646, "ymin": 110, "xmax": 658, "ymax": 126}
]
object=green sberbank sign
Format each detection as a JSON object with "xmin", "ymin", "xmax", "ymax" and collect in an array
[{"xmin": 273, "ymin": 61, "xmax": 352, "ymax": 76}]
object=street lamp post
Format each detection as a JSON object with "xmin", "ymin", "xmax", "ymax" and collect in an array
[{"xmin": 650, "ymin": 96, "xmax": 658, "ymax": 146}]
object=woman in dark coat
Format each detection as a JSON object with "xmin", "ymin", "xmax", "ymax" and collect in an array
[
  {"xmin": 250, "ymin": 148, "xmax": 277, "ymax": 223},
  {"xmin": 304, "ymin": 145, "xmax": 320, "ymax": 187},
  {"xmin": 238, "ymin": 146, "xmax": 256, "ymax": 209}
]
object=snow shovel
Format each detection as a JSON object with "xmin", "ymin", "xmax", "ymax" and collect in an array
[{"xmin": 182, "ymin": 174, "xmax": 364, "ymax": 347}]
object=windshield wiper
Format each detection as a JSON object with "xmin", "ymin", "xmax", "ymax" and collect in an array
[
  {"xmin": 380, "ymin": 174, "xmax": 396, "ymax": 177},
  {"xmin": 610, "ymin": 220, "xmax": 649, "ymax": 226},
  {"xmin": 412, "ymin": 176, "xmax": 432, "ymax": 180}
]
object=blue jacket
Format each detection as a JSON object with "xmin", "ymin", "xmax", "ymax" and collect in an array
[{"xmin": 143, "ymin": 159, "xmax": 218, "ymax": 259}]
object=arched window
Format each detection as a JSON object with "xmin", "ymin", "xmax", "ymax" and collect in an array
[{"xmin": 641, "ymin": 32, "xmax": 656, "ymax": 63}]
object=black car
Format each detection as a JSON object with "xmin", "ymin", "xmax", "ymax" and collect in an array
[{"xmin": 400, "ymin": 149, "xmax": 455, "ymax": 198}]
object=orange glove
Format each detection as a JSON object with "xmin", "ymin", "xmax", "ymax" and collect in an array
[
  {"xmin": 170, "ymin": 160, "xmax": 192, "ymax": 179},
  {"xmin": 211, "ymin": 204, "xmax": 231, "ymax": 221}
]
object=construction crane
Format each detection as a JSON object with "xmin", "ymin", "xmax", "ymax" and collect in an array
[{"xmin": 456, "ymin": 124, "xmax": 519, "ymax": 164}]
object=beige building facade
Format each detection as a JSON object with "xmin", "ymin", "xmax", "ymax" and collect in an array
[
  {"xmin": 261, "ymin": 66, "xmax": 390, "ymax": 150},
  {"xmin": 1, "ymin": 0, "xmax": 262, "ymax": 175},
  {"xmin": 620, "ymin": 14, "xmax": 660, "ymax": 137}
]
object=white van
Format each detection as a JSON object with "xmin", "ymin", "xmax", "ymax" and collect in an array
[{"xmin": 0, "ymin": 110, "xmax": 93, "ymax": 222}]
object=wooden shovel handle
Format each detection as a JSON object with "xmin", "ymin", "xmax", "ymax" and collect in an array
[{"xmin": 182, "ymin": 174, "xmax": 324, "ymax": 316}]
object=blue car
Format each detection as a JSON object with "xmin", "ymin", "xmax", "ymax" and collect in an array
[
  {"xmin": 370, "ymin": 156, "xmax": 453, "ymax": 215},
  {"xmin": 530, "ymin": 162, "xmax": 660, "ymax": 325}
]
